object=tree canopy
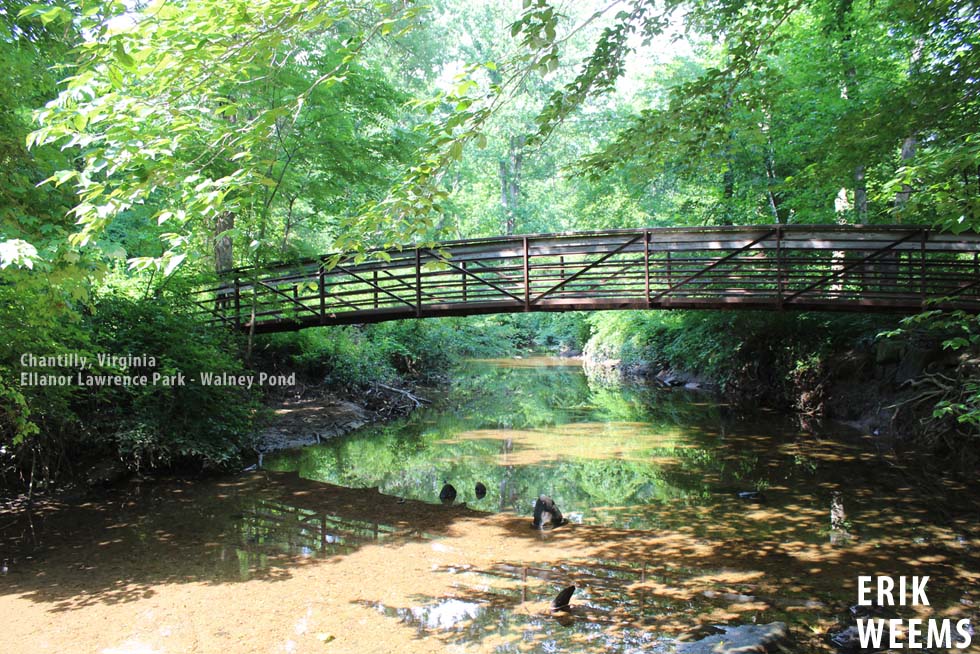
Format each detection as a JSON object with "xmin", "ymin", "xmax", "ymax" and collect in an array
[
  {"xmin": 2, "ymin": 0, "xmax": 980, "ymax": 477},
  {"xmin": 8, "ymin": 0, "xmax": 980, "ymax": 275}
]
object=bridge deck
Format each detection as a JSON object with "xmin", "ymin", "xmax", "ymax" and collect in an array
[{"xmin": 190, "ymin": 225, "xmax": 980, "ymax": 333}]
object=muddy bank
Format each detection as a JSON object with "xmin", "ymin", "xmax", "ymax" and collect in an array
[
  {"xmin": 257, "ymin": 381, "xmax": 430, "ymax": 453},
  {"xmin": 0, "ymin": 378, "xmax": 430, "ymax": 505},
  {"xmin": 583, "ymin": 333, "xmax": 976, "ymax": 463},
  {"xmin": 812, "ymin": 338, "xmax": 976, "ymax": 447}
]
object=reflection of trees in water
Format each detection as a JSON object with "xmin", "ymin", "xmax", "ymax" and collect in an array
[
  {"xmin": 265, "ymin": 361, "xmax": 810, "ymax": 527},
  {"xmin": 449, "ymin": 363, "xmax": 729, "ymax": 431}
]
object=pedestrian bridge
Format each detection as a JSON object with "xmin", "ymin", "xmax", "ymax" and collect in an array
[{"xmin": 191, "ymin": 225, "xmax": 980, "ymax": 333}]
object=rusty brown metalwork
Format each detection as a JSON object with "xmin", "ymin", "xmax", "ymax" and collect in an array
[{"xmin": 189, "ymin": 225, "xmax": 980, "ymax": 334}]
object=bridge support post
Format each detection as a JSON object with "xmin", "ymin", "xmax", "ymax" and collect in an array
[
  {"xmin": 318, "ymin": 263, "xmax": 326, "ymax": 324},
  {"xmin": 234, "ymin": 277, "xmax": 241, "ymax": 329},
  {"xmin": 415, "ymin": 248, "xmax": 422, "ymax": 317},
  {"xmin": 644, "ymin": 229, "xmax": 651, "ymax": 308},
  {"xmin": 776, "ymin": 226, "xmax": 784, "ymax": 309},
  {"xmin": 522, "ymin": 236, "xmax": 530, "ymax": 311}
]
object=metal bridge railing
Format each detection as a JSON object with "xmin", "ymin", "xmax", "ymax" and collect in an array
[{"xmin": 187, "ymin": 225, "xmax": 980, "ymax": 333}]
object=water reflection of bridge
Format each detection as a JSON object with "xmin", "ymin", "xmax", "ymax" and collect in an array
[
  {"xmin": 239, "ymin": 499, "xmax": 411, "ymax": 557},
  {"xmin": 193, "ymin": 225, "xmax": 980, "ymax": 332}
]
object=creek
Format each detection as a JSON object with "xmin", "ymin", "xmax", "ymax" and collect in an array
[{"xmin": 1, "ymin": 357, "xmax": 977, "ymax": 653}]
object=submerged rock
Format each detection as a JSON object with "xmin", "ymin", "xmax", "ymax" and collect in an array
[
  {"xmin": 532, "ymin": 495, "xmax": 565, "ymax": 529},
  {"xmin": 848, "ymin": 602, "xmax": 890, "ymax": 620},
  {"xmin": 551, "ymin": 585, "xmax": 576, "ymax": 612},
  {"xmin": 83, "ymin": 459, "xmax": 130, "ymax": 487},
  {"xmin": 676, "ymin": 622, "xmax": 789, "ymax": 654},
  {"xmin": 439, "ymin": 483, "xmax": 457, "ymax": 504},
  {"xmin": 829, "ymin": 624, "xmax": 887, "ymax": 652},
  {"xmin": 737, "ymin": 490, "xmax": 767, "ymax": 502},
  {"xmin": 677, "ymin": 625, "xmax": 726, "ymax": 642}
]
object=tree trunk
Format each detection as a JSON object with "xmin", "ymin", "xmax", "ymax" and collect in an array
[
  {"xmin": 214, "ymin": 210, "xmax": 235, "ymax": 273},
  {"xmin": 499, "ymin": 135, "xmax": 524, "ymax": 235},
  {"xmin": 854, "ymin": 165, "xmax": 867, "ymax": 221},
  {"xmin": 214, "ymin": 211, "xmax": 235, "ymax": 315},
  {"xmin": 721, "ymin": 163, "xmax": 735, "ymax": 225},
  {"xmin": 837, "ymin": 0, "xmax": 867, "ymax": 223},
  {"xmin": 764, "ymin": 147, "xmax": 783, "ymax": 223},
  {"xmin": 718, "ymin": 89, "xmax": 737, "ymax": 226},
  {"xmin": 498, "ymin": 159, "xmax": 511, "ymax": 234},
  {"xmin": 509, "ymin": 136, "xmax": 522, "ymax": 230},
  {"xmin": 894, "ymin": 136, "xmax": 917, "ymax": 213}
]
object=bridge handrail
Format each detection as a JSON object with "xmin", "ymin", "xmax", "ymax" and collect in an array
[{"xmin": 187, "ymin": 224, "xmax": 980, "ymax": 333}]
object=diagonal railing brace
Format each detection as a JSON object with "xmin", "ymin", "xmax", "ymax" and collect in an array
[
  {"xmin": 423, "ymin": 248, "xmax": 526, "ymax": 304},
  {"xmin": 784, "ymin": 230, "xmax": 923, "ymax": 302},
  {"xmin": 256, "ymin": 280, "xmax": 319, "ymax": 316},
  {"xmin": 650, "ymin": 230, "xmax": 775, "ymax": 302},
  {"xmin": 335, "ymin": 264, "xmax": 418, "ymax": 310},
  {"xmin": 379, "ymin": 269, "xmax": 444, "ymax": 304},
  {"xmin": 530, "ymin": 235, "xmax": 642, "ymax": 304}
]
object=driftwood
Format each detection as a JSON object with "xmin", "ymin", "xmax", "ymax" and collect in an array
[{"xmin": 371, "ymin": 382, "xmax": 430, "ymax": 408}]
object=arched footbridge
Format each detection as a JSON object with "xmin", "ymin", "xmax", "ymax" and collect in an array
[{"xmin": 192, "ymin": 225, "xmax": 980, "ymax": 334}]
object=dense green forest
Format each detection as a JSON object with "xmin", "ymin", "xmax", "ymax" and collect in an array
[{"xmin": 2, "ymin": 0, "xmax": 979, "ymax": 488}]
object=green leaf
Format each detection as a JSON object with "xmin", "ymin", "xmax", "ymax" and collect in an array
[
  {"xmin": 163, "ymin": 253, "xmax": 186, "ymax": 276},
  {"xmin": 114, "ymin": 42, "xmax": 135, "ymax": 69}
]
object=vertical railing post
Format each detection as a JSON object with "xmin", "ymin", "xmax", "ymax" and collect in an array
[
  {"xmin": 415, "ymin": 247, "xmax": 422, "ymax": 317},
  {"xmin": 666, "ymin": 250, "xmax": 673, "ymax": 291},
  {"xmin": 920, "ymin": 229, "xmax": 927, "ymax": 307},
  {"xmin": 318, "ymin": 262, "xmax": 325, "ymax": 323},
  {"xmin": 523, "ymin": 236, "xmax": 530, "ymax": 311},
  {"xmin": 462, "ymin": 261, "xmax": 468, "ymax": 302},
  {"xmin": 974, "ymin": 252, "xmax": 980, "ymax": 301},
  {"xmin": 644, "ymin": 229, "xmax": 651, "ymax": 308},
  {"xmin": 776, "ymin": 226, "xmax": 784, "ymax": 309},
  {"xmin": 372, "ymin": 269, "xmax": 379, "ymax": 309},
  {"xmin": 234, "ymin": 277, "xmax": 241, "ymax": 329}
]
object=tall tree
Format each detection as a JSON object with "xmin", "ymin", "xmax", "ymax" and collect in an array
[{"xmin": 25, "ymin": 0, "xmax": 423, "ymax": 277}]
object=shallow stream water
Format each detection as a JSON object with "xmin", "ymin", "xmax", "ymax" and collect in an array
[{"xmin": 2, "ymin": 357, "xmax": 978, "ymax": 653}]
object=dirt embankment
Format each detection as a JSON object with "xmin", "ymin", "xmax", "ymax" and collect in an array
[
  {"xmin": 583, "ymin": 336, "xmax": 978, "ymax": 465},
  {"xmin": 803, "ymin": 339, "xmax": 976, "ymax": 449},
  {"xmin": 256, "ymin": 381, "xmax": 430, "ymax": 453}
]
